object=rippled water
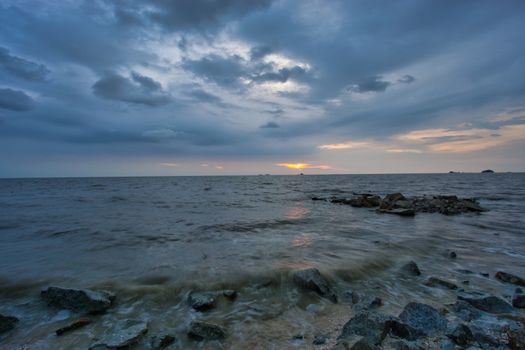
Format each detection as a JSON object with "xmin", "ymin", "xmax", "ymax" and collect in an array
[{"xmin": 1, "ymin": 173, "xmax": 524, "ymax": 349}]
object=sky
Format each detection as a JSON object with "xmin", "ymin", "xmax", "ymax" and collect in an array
[{"xmin": 0, "ymin": 0, "xmax": 524, "ymax": 177}]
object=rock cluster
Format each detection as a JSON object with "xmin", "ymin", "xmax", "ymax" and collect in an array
[
  {"xmin": 41, "ymin": 286, "xmax": 115, "ymax": 314},
  {"xmin": 315, "ymin": 192, "xmax": 486, "ymax": 216}
]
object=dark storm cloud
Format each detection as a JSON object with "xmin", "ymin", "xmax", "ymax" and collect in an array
[
  {"xmin": 107, "ymin": 0, "xmax": 273, "ymax": 32},
  {"xmin": 182, "ymin": 54, "xmax": 246, "ymax": 87},
  {"xmin": 0, "ymin": 88, "xmax": 34, "ymax": 111},
  {"xmin": 348, "ymin": 75, "xmax": 391, "ymax": 93},
  {"xmin": 260, "ymin": 121, "xmax": 280, "ymax": 128},
  {"xmin": 92, "ymin": 72, "xmax": 171, "ymax": 106},
  {"xmin": 0, "ymin": 47, "xmax": 50, "ymax": 82}
]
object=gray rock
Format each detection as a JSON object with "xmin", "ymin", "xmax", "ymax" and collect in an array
[
  {"xmin": 292, "ymin": 268, "xmax": 338, "ymax": 303},
  {"xmin": 222, "ymin": 289, "xmax": 237, "ymax": 300},
  {"xmin": 457, "ymin": 292, "xmax": 513, "ymax": 314},
  {"xmin": 333, "ymin": 335, "xmax": 381, "ymax": 350},
  {"xmin": 339, "ymin": 311, "xmax": 392, "ymax": 345},
  {"xmin": 385, "ymin": 319, "xmax": 423, "ymax": 340},
  {"xmin": 380, "ymin": 193, "xmax": 407, "ymax": 209},
  {"xmin": 41, "ymin": 286, "xmax": 115, "ymax": 314},
  {"xmin": 446, "ymin": 323, "xmax": 474, "ymax": 346},
  {"xmin": 512, "ymin": 292, "xmax": 525, "ymax": 308},
  {"xmin": 313, "ymin": 334, "xmax": 328, "ymax": 345},
  {"xmin": 377, "ymin": 208, "xmax": 416, "ymax": 217},
  {"xmin": 349, "ymin": 195, "xmax": 381, "ymax": 208},
  {"xmin": 55, "ymin": 318, "xmax": 92, "ymax": 336},
  {"xmin": 382, "ymin": 336, "xmax": 423, "ymax": 350},
  {"xmin": 150, "ymin": 334, "xmax": 176, "ymax": 349},
  {"xmin": 353, "ymin": 296, "xmax": 383, "ymax": 312},
  {"xmin": 0, "ymin": 314, "xmax": 19, "ymax": 333},
  {"xmin": 495, "ymin": 271, "xmax": 525, "ymax": 287},
  {"xmin": 399, "ymin": 302, "xmax": 448, "ymax": 336},
  {"xmin": 400, "ymin": 261, "xmax": 421, "ymax": 276},
  {"xmin": 188, "ymin": 291, "xmax": 217, "ymax": 311},
  {"xmin": 424, "ymin": 277, "xmax": 458, "ymax": 290},
  {"xmin": 342, "ymin": 290, "xmax": 361, "ymax": 304},
  {"xmin": 90, "ymin": 320, "xmax": 148, "ymax": 349},
  {"xmin": 188, "ymin": 320, "xmax": 226, "ymax": 341},
  {"xmin": 449, "ymin": 300, "xmax": 484, "ymax": 321}
]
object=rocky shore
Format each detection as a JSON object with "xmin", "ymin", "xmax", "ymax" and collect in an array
[
  {"xmin": 312, "ymin": 192, "xmax": 486, "ymax": 216},
  {"xmin": 1, "ymin": 264, "xmax": 525, "ymax": 349}
]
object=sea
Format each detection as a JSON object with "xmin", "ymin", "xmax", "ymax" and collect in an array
[{"xmin": 0, "ymin": 173, "xmax": 524, "ymax": 349}]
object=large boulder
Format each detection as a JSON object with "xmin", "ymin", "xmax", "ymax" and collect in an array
[
  {"xmin": 338, "ymin": 311, "xmax": 393, "ymax": 345},
  {"xmin": 41, "ymin": 286, "xmax": 115, "ymax": 314},
  {"xmin": 398, "ymin": 302, "xmax": 448, "ymax": 336},
  {"xmin": 449, "ymin": 300, "xmax": 484, "ymax": 321},
  {"xmin": 495, "ymin": 271, "xmax": 525, "ymax": 287},
  {"xmin": 292, "ymin": 268, "xmax": 338, "ymax": 303},
  {"xmin": 349, "ymin": 195, "xmax": 381, "ymax": 208},
  {"xmin": 0, "ymin": 314, "xmax": 19, "ymax": 333},
  {"xmin": 446, "ymin": 323, "xmax": 474, "ymax": 347},
  {"xmin": 188, "ymin": 320, "xmax": 226, "ymax": 341},
  {"xmin": 380, "ymin": 193, "xmax": 407, "ymax": 210},
  {"xmin": 90, "ymin": 320, "xmax": 148, "ymax": 349},
  {"xmin": 457, "ymin": 292, "xmax": 513, "ymax": 314}
]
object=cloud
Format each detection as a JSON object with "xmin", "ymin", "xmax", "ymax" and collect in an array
[
  {"xmin": 348, "ymin": 75, "xmax": 391, "ymax": 93},
  {"xmin": 251, "ymin": 66, "xmax": 306, "ymax": 83},
  {"xmin": 92, "ymin": 72, "xmax": 171, "ymax": 106},
  {"xmin": 0, "ymin": 47, "xmax": 50, "ymax": 82},
  {"xmin": 160, "ymin": 162, "xmax": 178, "ymax": 167},
  {"xmin": 184, "ymin": 88, "xmax": 223, "ymax": 104},
  {"xmin": 182, "ymin": 54, "xmax": 246, "ymax": 87},
  {"xmin": 260, "ymin": 121, "xmax": 280, "ymax": 128},
  {"xmin": 0, "ymin": 88, "xmax": 34, "ymax": 111},
  {"xmin": 318, "ymin": 141, "xmax": 369, "ymax": 150},
  {"xmin": 397, "ymin": 75, "xmax": 415, "ymax": 84},
  {"xmin": 250, "ymin": 45, "xmax": 273, "ymax": 61},
  {"xmin": 276, "ymin": 163, "xmax": 331, "ymax": 170}
]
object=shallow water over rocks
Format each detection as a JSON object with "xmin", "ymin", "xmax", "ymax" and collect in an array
[{"xmin": 0, "ymin": 173, "xmax": 524, "ymax": 348}]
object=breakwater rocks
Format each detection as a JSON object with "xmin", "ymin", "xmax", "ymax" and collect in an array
[
  {"xmin": 313, "ymin": 192, "xmax": 486, "ymax": 216},
  {"xmin": 2, "ymin": 267, "xmax": 524, "ymax": 348}
]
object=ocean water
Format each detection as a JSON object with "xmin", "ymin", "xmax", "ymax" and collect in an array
[{"xmin": 0, "ymin": 173, "xmax": 524, "ymax": 349}]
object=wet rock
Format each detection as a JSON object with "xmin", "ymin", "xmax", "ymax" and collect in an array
[
  {"xmin": 349, "ymin": 195, "xmax": 381, "ymax": 208},
  {"xmin": 41, "ymin": 286, "xmax": 115, "ymax": 314},
  {"xmin": 188, "ymin": 291, "xmax": 216, "ymax": 311},
  {"xmin": 150, "ymin": 334, "xmax": 176, "ymax": 349},
  {"xmin": 292, "ymin": 268, "xmax": 338, "ymax": 303},
  {"xmin": 424, "ymin": 277, "xmax": 458, "ymax": 290},
  {"xmin": 495, "ymin": 271, "xmax": 525, "ymax": 287},
  {"xmin": 458, "ymin": 292, "xmax": 513, "ymax": 314},
  {"xmin": 312, "ymin": 197, "xmax": 326, "ymax": 201},
  {"xmin": 342, "ymin": 290, "xmax": 361, "ymax": 304},
  {"xmin": 382, "ymin": 336, "xmax": 423, "ymax": 350},
  {"xmin": 446, "ymin": 323, "xmax": 474, "ymax": 347},
  {"xmin": 188, "ymin": 320, "xmax": 226, "ymax": 341},
  {"xmin": 339, "ymin": 311, "xmax": 392, "ymax": 345},
  {"xmin": 333, "ymin": 335, "xmax": 381, "ymax": 350},
  {"xmin": 449, "ymin": 300, "xmax": 484, "ymax": 321},
  {"xmin": 380, "ymin": 193, "xmax": 407, "ymax": 209},
  {"xmin": 385, "ymin": 319, "xmax": 422, "ymax": 340},
  {"xmin": 398, "ymin": 302, "xmax": 448, "ymax": 336},
  {"xmin": 353, "ymin": 296, "xmax": 383, "ymax": 312},
  {"xmin": 90, "ymin": 320, "xmax": 148, "ymax": 349},
  {"xmin": 508, "ymin": 328, "xmax": 525, "ymax": 350},
  {"xmin": 449, "ymin": 251, "xmax": 457, "ymax": 259},
  {"xmin": 415, "ymin": 336, "xmax": 456, "ymax": 350},
  {"xmin": 479, "ymin": 272, "xmax": 489, "ymax": 278},
  {"xmin": 512, "ymin": 289, "xmax": 525, "ymax": 308},
  {"xmin": 55, "ymin": 318, "xmax": 92, "ymax": 336},
  {"xmin": 400, "ymin": 261, "xmax": 421, "ymax": 276},
  {"xmin": 313, "ymin": 334, "xmax": 328, "ymax": 345},
  {"xmin": 0, "ymin": 314, "xmax": 19, "ymax": 333},
  {"xmin": 222, "ymin": 289, "xmax": 237, "ymax": 300},
  {"xmin": 377, "ymin": 208, "xmax": 416, "ymax": 217}
]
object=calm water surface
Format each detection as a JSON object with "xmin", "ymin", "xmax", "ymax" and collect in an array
[{"xmin": 0, "ymin": 173, "xmax": 524, "ymax": 349}]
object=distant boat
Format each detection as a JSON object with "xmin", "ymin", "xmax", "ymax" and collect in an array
[{"xmin": 481, "ymin": 169, "xmax": 495, "ymax": 173}]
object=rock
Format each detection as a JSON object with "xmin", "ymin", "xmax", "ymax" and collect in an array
[
  {"xmin": 313, "ymin": 334, "xmax": 328, "ymax": 345},
  {"xmin": 424, "ymin": 277, "xmax": 458, "ymax": 290},
  {"xmin": 150, "ymin": 334, "xmax": 176, "ymax": 349},
  {"xmin": 90, "ymin": 320, "xmax": 148, "ymax": 349},
  {"xmin": 380, "ymin": 193, "xmax": 407, "ymax": 209},
  {"xmin": 349, "ymin": 195, "xmax": 381, "ymax": 208},
  {"xmin": 188, "ymin": 320, "xmax": 226, "ymax": 341},
  {"xmin": 342, "ymin": 290, "xmax": 361, "ymax": 304},
  {"xmin": 449, "ymin": 251, "xmax": 457, "ymax": 259},
  {"xmin": 188, "ymin": 291, "xmax": 217, "ymax": 311},
  {"xmin": 512, "ymin": 291, "xmax": 525, "ymax": 308},
  {"xmin": 449, "ymin": 300, "xmax": 484, "ymax": 321},
  {"xmin": 495, "ymin": 271, "xmax": 525, "ymax": 287},
  {"xmin": 382, "ymin": 336, "xmax": 423, "ymax": 350},
  {"xmin": 55, "ymin": 318, "xmax": 92, "ymax": 336},
  {"xmin": 0, "ymin": 314, "xmax": 19, "ymax": 333},
  {"xmin": 385, "ymin": 319, "xmax": 422, "ymax": 340},
  {"xmin": 339, "ymin": 311, "xmax": 392, "ymax": 345},
  {"xmin": 41, "ymin": 286, "xmax": 115, "ymax": 314},
  {"xmin": 222, "ymin": 289, "xmax": 237, "ymax": 300},
  {"xmin": 377, "ymin": 209, "xmax": 416, "ymax": 217},
  {"xmin": 446, "ymin": 324, "xmax": 474, "ymax": 346},
  {"xmin": 353, "ymin": 296, "xmax": 383, "ymax": 312},
  {"xmin": 400, "ymin": 261, "xmax": 421, "ymax": 276},
  {"xmin": 398, "ymin": 302, "xmax": 448, "ymax": 336},
  {"xmin": 333, "ymin": 335, "xmax": 381, "ymax": 350},
  {"xmin": 292, "ymin": 268, "xmax": 338, "ymax": 303},
  {"xmin": 458, "ymin": 292, "xmax": 513, "ymax": 314}
]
